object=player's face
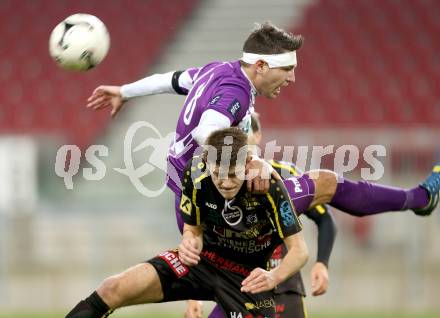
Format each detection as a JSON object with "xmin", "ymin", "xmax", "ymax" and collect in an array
[
  {"xmin": 258, "ymin": 64, "xmax": 295, "ymax": 99},
  {"xmin": 209, "ymin": 164, "xmax": 246, "ymax": 199}
]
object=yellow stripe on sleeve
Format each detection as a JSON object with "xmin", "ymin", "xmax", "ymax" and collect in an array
[
  {"xmin": 190, "ymin": 172, "xmax": 208, "ymax": 226},
  {"xmin": 315, "ymin": 205, "xmax": 326, "ymax": 214},
  {"xmin": 433, "ymin": 165, "xmax": 440, "ymax": 173},
  {"xmin": 269, "ymin": 160, "xmax": 299, "ymax": 176},
  {"xmin": 192, "ymin": 187, "xmax": 200, "ymax": 225},
  {"xmin": 194, "ymin": 172, "xmax": 208, "ymax": 184},
  {"xmin": 266, "ymin": 193, "xmax": 284, "ymax": 239}
]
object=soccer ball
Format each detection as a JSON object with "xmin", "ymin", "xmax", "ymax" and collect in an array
[{"xmin": 49, "ymin": 13, "xmax": 110, "ymax": 71}]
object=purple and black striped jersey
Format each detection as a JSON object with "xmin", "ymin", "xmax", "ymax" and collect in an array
[{"xmin": 167, "ymin": 61, "xmax": 256, "ymax": 194}]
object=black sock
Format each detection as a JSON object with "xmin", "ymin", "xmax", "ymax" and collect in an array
[{"xmin": 66, "ymin": 291, "xmax": 112, "ymax": 318}]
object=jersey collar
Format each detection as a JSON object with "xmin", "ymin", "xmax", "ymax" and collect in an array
[{"xmin": 240, "ymin": 65, "xmax": 258, "ymax": 99}]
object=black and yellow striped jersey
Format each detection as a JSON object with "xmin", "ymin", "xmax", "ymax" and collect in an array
[{"xmin": 179, "ymin": 156, "xmax": 303, "ymax": 269}]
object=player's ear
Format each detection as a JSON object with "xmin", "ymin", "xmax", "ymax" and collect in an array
[{"xmin": 255, "ymin": 60, "xmax": 268, "ymax": 74}]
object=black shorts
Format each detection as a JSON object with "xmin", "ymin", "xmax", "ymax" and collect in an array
[
  {"xmin": 274, "ymin": 292, "xmax": 307, "ymax": 318},
  {"xmin": 148, "ymin": 249, "xmax": 276, "ymax": 318}
]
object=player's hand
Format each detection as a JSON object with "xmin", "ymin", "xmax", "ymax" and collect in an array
[
  {"xmin": 241, "ymin": 268, "xmax": 276, "ymax": 294},
  {"xmin": 246, "ymin": 156, "xmax": 275, "ymax": 194},
  {"xmin": 184, "ymin": 300, "xmax": 203, "ymax": 318},
  {"xmin": 178, "ymin": 236, "xmax": 201, "ymax": 266},
  {"xmin": 311, "ymin": 262, "xmax": 329, "ymax": 296},
  {"xmin": 86, "ymin": 85, "xmax": 124, "ymax": 118}
]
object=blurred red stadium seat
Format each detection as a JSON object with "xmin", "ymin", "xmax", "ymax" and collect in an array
[
  {"xmin": 0, "ymin": 0, "xmax": 199, "ymax": 148},
  {"xmin": 261, "ymin": 0, "xmax": 440, "ymax": 129}
]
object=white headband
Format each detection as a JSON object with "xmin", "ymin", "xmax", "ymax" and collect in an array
[{"xmin": 241, "ymin": 51, "xmax": 297, "ymax": 68}]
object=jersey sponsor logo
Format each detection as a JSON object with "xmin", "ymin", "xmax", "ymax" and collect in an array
[
  {"xmin": 222, "ymin": 200, "xmax": 243, "ymax": 226},
  {"xmin": 290, "ymin": 177, "xmax": 303, "ymax": 193},
  {"xmin": 244, "ymin": 298, "xmax": 275, "ymax": 310},
  {"xmin": 213, "ymin": 226, "xmax": 273, "ymax": 254},
  {"xmin": 227, "ymin": 99, "xmax": 241, "ymax": 118},
  {"xmin": 280, "ymin": 201, "xmax": 296, "ymax": 227},
  {"xmin": 216, "ymin": 235, "xmax": 272, "ymax": 254},
  {"xmin": 209, "ymin": 94, "xmax": 222, "ymax": 105},
  {"xmin": 213, "ymin": 219, "xmax": 271, "ymax": 239},
  {"xmin": 158, "ymin": 251, "xmax": 189, "ymax": 278},
  {"xmin": 241, "ymin": 194, "xmax": 260, "ymax": 211},
  {"xmin": 205, "ymin": 202, "xmax": 218, "ymax": 209},
  {"xmin": 201, "ymin": 250, "xmax": 251, "ymax": 276},
  {"xmin": 180, "ymin": 194, "xmax": 192, "ymax": 215}
]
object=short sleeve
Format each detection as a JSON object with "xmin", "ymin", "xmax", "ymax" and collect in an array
[
  {"xmin": 266, "ymin": 179, "xmax": 302, "ymax": 239},
  {"xmin": 206, "ymin": 84, "xmax": 250, "ymax": 124},
  {"xmin": 179, "ymin": 157, "xmax": 204, "ymax": 226}
]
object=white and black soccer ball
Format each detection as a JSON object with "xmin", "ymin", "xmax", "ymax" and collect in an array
[{"xmin": 49, "ymin": 13, "xmax": 110, "ymax": 71}]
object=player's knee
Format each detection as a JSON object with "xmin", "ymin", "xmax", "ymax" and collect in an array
[
  {"xmin": 97, "ymin": 275, "xmax": 124, "ymax": 308},
  {"xmin": 307, "ymin": 170, "xmax": 337, "ymax": 203}
]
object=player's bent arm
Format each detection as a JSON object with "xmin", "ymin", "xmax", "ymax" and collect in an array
[
  {"xmin": 192, "ymin": 109, "xmax": 231, "ymax": 145},
  {"xmin": 310, "ymin": 261, "xmax": 329, "ymax": 296},
  {"xmin": 179, "ymin": 223, "xmax": 203, "ymax": 266},
  {"xmin": 303, "ymin": 205, "xmax": 337, "ymax": 267},
  {"xmin": 303, "ymin": 205, "xmax": 336, "ymax": 296},
  {"xmin": 271, "ymin": 232, "xmax": 309, "ymax": 286},
  {"xmin": 246, "ymin": 157, "xmax": 281, "ymax": 193},
  {"xmin": 240, "ymin": 234, "xmax": 307, "ymax": 294},
  {"xmin": 88, "ymin": 70, "xmax": 195, "ymax": 117},
  {"xmin": 121, "ymin": 70, "xmax": 193, "ymax": 100}
]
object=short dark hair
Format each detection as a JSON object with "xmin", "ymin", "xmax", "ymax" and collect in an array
[
  {"xmin": 243, "ymin": 22, "xmax": 304, "ymax": 55},
  {"xmin": 203, "ymin": 128, "xmax": 248, "ymax": 167},
  {"xmin": 250, "ymin": 112, "xmax": 261, "ymax": 134}
]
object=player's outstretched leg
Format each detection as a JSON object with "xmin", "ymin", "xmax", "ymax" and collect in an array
[
  {"xmin": 328, "ymin": 176, "xmax": 430, "ymax": 217},
  {"xmin": 413, "ymin": 162, "xmax": 440, "ymax": 216},
  {"xmin": 66, "ymin": 263, "xmax": 163, "ymax": 318},
  {"xmin": 290, "ymin": 164, "xmax": 439, "ymax": 217}
]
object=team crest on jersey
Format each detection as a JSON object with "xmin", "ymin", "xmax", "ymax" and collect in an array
[
  {"xmin": 209, "ymin": 94, "xmax": 222, "ymax": 105},
  {"xmin": 280, "ymin": 201, "xmax": 296, "ymax": 227},
  {"xmin": 227, "ymin": 99, "xmax": 241, "ymax": 118},
  {"xmin": 222, "ymin": 199, "xmax": 243, "ymax": 226},
  {"xmin": 180, "ymin": 194, "xmax": 192, "ymax": 215},
  {"xmin": 246, "ymin": 213, "xmax": 258, "ymax": 225}
]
